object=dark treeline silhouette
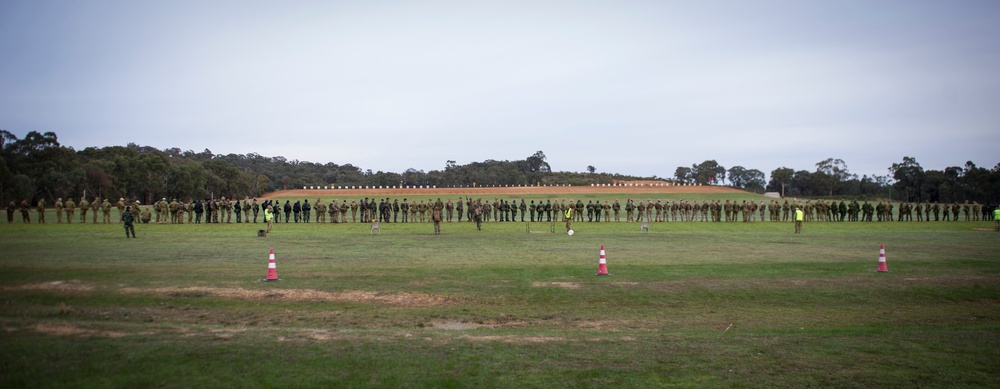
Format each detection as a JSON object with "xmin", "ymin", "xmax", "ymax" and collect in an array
[
  {"xmin": 673, "ymin": 157, "xmax": 1000, "ymax": 204},
  {"xmin": 0, "ymin": 131, "xmax": 645, "ymax": 204},
  {"xmin": 2, "ymin": 131, "xmax": 997, "ymax": 205}
]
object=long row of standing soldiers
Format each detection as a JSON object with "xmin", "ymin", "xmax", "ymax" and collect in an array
[{"xmin": 7, "ymin": 196, "xmax": 996, "ymax": 224}]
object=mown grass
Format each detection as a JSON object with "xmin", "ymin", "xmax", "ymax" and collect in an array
[{"xmin": 2, "ymin": 201, "xmax": 999, "ymax": 388}]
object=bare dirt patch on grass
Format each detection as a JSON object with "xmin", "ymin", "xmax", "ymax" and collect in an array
[
  {"xmin": 430, "ymin": 320, "xmax": 493, "ymax": 330},
  {"xmin": 3, "ymin": 280, "xmax": 93, "ymax": 293},
  {"xmin": 26, "ymin": 322, "xmax": 134, "ymax": 338},
  {"xmin": 459, "ymin": 334, "xmax": 568, "ymax": 343},
  {"xmin": 531, "ymin": 282, "xmax": 583, "ymax": 290},
  {"xmin": 120, "ymin": 286, "xmax": 457, "ymax": 307}
]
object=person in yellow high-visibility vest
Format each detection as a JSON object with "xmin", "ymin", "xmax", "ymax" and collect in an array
[
  {"xmin": 994, "ymin": 207, "xmax": 1000, "ymax": 232},
  {"xmin": 264, "ymin": 205, "xmax": 274, "ymax": 233},
  {"xmin": 794, "ymin": 206, "xmax": 804, "ymax": 234},
  {"xmin": 565, "ymin": 206, "xmax": 574, "ymax": 233}
]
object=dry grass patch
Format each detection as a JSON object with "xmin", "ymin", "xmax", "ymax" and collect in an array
[
  {"xmin": 3, "ymin": 280, "xmax": 94, "ymax": 293},
  {"xmin": 531, "ymin": 282, "xmax": 583, "ymax": 289},
  {"xmin": 459, "ymin": 334, "xmax": 568, "ymax": 343},
  {"xmin": 429, "ymin": 320, "xmax": 493, "ymax": 330},
  {"xmin": 119, "ymin": 286, "xmax": 457, "ymax": 307},
  {"xmin": 21, "ymin": 322, "xmax": 146, "ymax": 338}
]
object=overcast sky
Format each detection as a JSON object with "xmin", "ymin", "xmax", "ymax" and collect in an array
[{"xmin": 2, "ymin": 0, "xmax": 998, "ymax": 181}]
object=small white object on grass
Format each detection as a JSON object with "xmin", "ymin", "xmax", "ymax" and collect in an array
[{"xmin": 567, "ymin": 229, "xmax": 574, "ymax": 235}]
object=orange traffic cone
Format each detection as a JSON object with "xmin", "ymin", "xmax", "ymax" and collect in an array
[
  {"xmin": 263, "ymin": 248, "xmax": 281, "ymax": 281},
  {"xmin": 596, "ymin": 244, "xmax": 610, "ymax": 276},
  {"xmin": 876, "ymin": 244, "xmax": 888, "ymax": 273}
]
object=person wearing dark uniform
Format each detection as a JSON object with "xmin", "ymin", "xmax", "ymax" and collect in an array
[{"xmin": 121, "ymin": 206, "xmax": 136, "ymax": 238}]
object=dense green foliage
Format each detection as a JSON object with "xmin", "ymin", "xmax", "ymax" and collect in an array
[
  {"xmin": 2, "ymin": 130, "xmax": 998, "ymax": 205},
  {"xmin": 1, "ymin": 131, "xmax": 651, "ymax": 204},
  {"xmin": 760, "ymin": 157, "xmax": 1000, "ymax": 202}
]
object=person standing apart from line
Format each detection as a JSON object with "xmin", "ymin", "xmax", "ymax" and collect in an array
[
  {"xmin": 265, "ymin": 205, "xmax": 274, "ymax": 233},
  {"xmin": 121, "ymin": 206, "xmax": 136, "ymax": 238},
  {"xmin": 432, "ymin": 207, "xmax": 442, "ymax": 234},
  {"xmin": 794, "ymin": 206, "xmax": 804, "ymax": 234},
  {"xmin": 994, "ymin": 207, "xmax": 1000, "ymax": 232}
]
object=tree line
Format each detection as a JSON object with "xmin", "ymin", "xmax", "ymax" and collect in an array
[
  {"xmin": 2, "ymin": 130, "xmax": 997, "ymax": 205},
  {"xmin": 673, "ymin": 157, "xmax": 1000, "ymax": 204},
  {"xmin": 0, "ymin": 131, "xmax": 646, "ymax": 204}
]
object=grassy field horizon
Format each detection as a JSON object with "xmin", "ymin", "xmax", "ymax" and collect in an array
[{"xmin": 2, "ymin": 190, "xmax": 998, "ymax": 387}]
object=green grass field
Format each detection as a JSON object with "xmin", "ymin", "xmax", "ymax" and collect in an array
[{"xmin": 2, "ymin": 195, "xmax": 999, "ymax": 388}]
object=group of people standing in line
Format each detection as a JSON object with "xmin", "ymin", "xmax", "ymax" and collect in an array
[{"xmin": 6, "ymin": 196, "xmax": 999, "ymax": 235}]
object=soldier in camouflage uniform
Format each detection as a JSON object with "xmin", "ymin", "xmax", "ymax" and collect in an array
[
  {"xmin": 101, "ymin": 198, "xmax": 112, "ymax": 223},
  {"xmin": 64, "ymin": 197, "xmax": 75, "ymax": 223},
  {"xmin": 18, "ymin": 199, "xmax": 30, "ymax": 223},
  {"xmin": 121, "ymin": 206, "xmax": 136, "ymax": 238},
  {"xmin": 140, "ymin": 203, "xmax": 152, "ymax": 223},
  {"xmin": 169, "ymin": 199, "xmax": 180, "ymax": 224},
  {"xmin": 178, "ymin": 199, "xmax": 187, "ymax": 224},
  {"xmin": 498, "ymin": 200, "xmax": 508, "ymax": 222},
  {"xmin": 432, "ymin": 206, "xmax": 443, "ymax": 234},
  {"xmin": 78, "ymin": 197, "xmax": 90, "ymax": 223},
  {"xmin": 315, "ymin": 199, "xmax": 327, "ymax": 223},
  {"xmin": 434, "ymin": 198, "xmax": 445, "ymax": 217},
  {"xmin": 483, "ymin": 201, "xmax": 490, "ymax": 222},
  {"xmin": 223, "ymin": 197, "xmax": 233, "ymax": 223},
  {"xmin": 55, "ymin": 198, "xmax": 64, "ymax": 223},
  {"xmin": 113, "ymin": 198, "xmax": 124, "ymax": 220},
  {"xmin": 35, "ymin": 198, "xmax": 46, "ymax": 224},
  {"xmin": 153, "ymin": 198, "xmax": 162, "ymax": 223},
  {"xmin": 339, "ymin": 200, "xmax": 348, "ymax": 222},
  {"xmin": 473, "ymin": 200, "xmax": 483, "ymax": 231}
]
